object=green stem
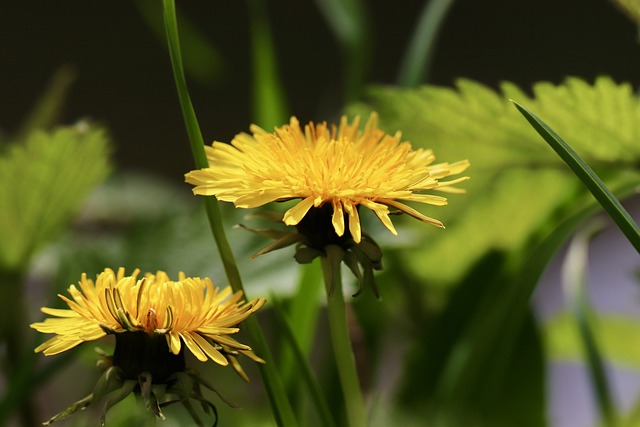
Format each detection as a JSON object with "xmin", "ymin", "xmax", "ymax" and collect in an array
[
  {"xmin": 0, "ymin": 268, "xmax": 38, "ymax": 427},
  {"xmin": 161, "ymin": 2, "xmax": 297, "ymax": 426},
  {"xmin": 321, "ymin": 256, "xmax": 366, "ymax": 427}
]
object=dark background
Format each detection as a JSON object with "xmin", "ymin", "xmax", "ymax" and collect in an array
[{"xmin": 2, "ymin": 0, "xmax": 639, "ymax": 182}]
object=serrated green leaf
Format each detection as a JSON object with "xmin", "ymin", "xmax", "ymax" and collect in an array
[
  {"xmin": 0, "ymin": 124, "xmax": 111, "ymax": 269},
  {"xmin": 348, "ymin": 76, "xmax": 640, "ymax": 286}
]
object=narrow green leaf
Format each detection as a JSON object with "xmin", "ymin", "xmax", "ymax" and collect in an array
[
  {"xmin": 396, "ymin": 0, "xmax": 457, "ymax": 86},
  {"xmin": 314, "ymin": 0, "xmax": 370, "ymax": 101},
  {"xmin": 562, "ymin": 221, "xmax": 619, "ymax": 427},
  {"xmin": 246, "ymin": 0, "xmax": 289, "ymax": 129},
  {"xmin": 16, "ymin": 66, "xmax": 76, "ymax": 141},
  {"xmin": 280, "ymin": 261, "xmax": 323, "ymax": 389},
  {"xmin": 134, "ymin": 0, "xmax": 225, "ymax": 88},
  {"xmin": 513, "ymin": 101, "xmax": 640, "ymax": 254},
  {"xmin": 271, "ymin": 296, "xmax": 337, "ymax": 427},
  {"xmin": 161, "ymin": 2, "xmax": 298, "ymax": 426}
]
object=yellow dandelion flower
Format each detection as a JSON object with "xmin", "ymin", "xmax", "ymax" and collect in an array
[
  {"xmin": 185, "ymin": 112, "xmax": 469, "ymax": 244},
  {"xmin": 31, "ymin": 268, "xmax": 265, "ymax": 379}
]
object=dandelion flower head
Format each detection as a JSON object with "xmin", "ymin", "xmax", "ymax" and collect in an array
[
  {"xmin": 31, "ymin": 268, "xmax": 265, "ymax": 371},
  {"xmin": 185, "ymin": 112, "xmax": 470, "ymax": 243}
]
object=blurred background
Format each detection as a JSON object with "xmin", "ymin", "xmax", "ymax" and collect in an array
[
  {"xmin": 3, "ymin": 0, "xmax": 640, "ymax": 180},
  {"xmin": 2, "ymin": 1, "xmax": 640, "ymax": 426}
]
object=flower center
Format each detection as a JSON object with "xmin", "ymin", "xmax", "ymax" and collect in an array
[
  {"xmin": 296, "ymin": 203, "xmax": 353, "ymax": 250},
  {"xmin": 112, "ymin": 331, "xmax": 185, "ymax": 383}
]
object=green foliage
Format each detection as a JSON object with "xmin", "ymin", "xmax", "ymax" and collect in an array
[
  {"xmin": 346, "ymin": 76, "xmax": 640, "ymax": 426},
  {"xmin": 0, "ymin": 124, "xmax": 111, "ymax": 269},
  {"xmin": 514, "ymin": 101, "xmax": 640, "ymax": 253},
  {"xmin": 134, "ymin": 0, "xmax": 225, "ymax": 88},
  {"xmin": 247, "ymin": 0, "xmax": 289, "ymax": 129},
  {"xmin": 611, "ymin": 0, "xmax": 640, "ymax": 26},
  {"xmin": 348, "ymin": 76, "xmax": 640, "ymax": 286},
  {"xmin": 545, "ymin": 312, "xmax": 640, "ymax": 367}
]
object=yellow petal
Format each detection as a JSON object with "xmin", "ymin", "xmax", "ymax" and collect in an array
[
  {"xmin": 180, "ymin": 331, "xmax": 208, "ymax": 362},
  {"xmin": 343, "ymin": 201, "xmax": 362, "ymax": 243},
  {"xmin": 190, "ymin": 333, "xmax": 228, "ymax": 366},
  {"xmin": 331, "ymin": 199, "xmax": 345, "ymax": 236},
  {"xmin": 384, "ymin": 199, "xmax": 444, "ymax": 228},
  {"xmin": 283, "ymin": 196, "xmax": 314, "ymax": 226},
  {"xmin": 360, "ymin": 199, "xmax": 397, "ymax": 235},
  {"xmin": 167, "ymin": 332, "xmax": 182, "ymax": 355}
]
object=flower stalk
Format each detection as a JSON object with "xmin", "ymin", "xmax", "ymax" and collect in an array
[
  {"xmin": 160, "ymin": 1, "xmax": 297, "ymax": 426},
  {"xmin": 321, "ymin": 253, "xmax": 367, "ymax": 427}
]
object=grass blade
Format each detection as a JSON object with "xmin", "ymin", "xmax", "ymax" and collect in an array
[
  {"xmin": 280, "ymin": 261, "xmax": 323, "ymax": 390},
  {"xmin": 396, "ymin": 0, "xmax": 457, "ymax": 86},
  {"xmin": 271, "ymin": 296, "xmax": 337, "ymax": 427},
  {"xmin": 314, "ymin": 0, "xmax": 370, "ymax": 102},
  {"xmin": 161, "ymin": 2, "xmax": 297, "ymax": 425},
  {"xmin": 246, "ymin": 0, "xmax": 289, "ymax": 129},
  {"xmin": 513, "ymin": 101, "xmax": 640, "ymax": 254}
]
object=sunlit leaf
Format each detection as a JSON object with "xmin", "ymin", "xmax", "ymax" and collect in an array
[
  {"xmin": 0, "ymin": 124, "xmax": 111, "ymax": 269},
  {"xmin": 348, "ymin": 76, "xmax": 640, "ymax": 286}
]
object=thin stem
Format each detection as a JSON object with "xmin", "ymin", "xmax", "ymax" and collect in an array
[
  {"xmin": 161, "ymin": 2, "xmax": 297, "ymax": 426},
  {"xmin": 0, "ymin": 268, "xmax": 38, "ymax": 427},
  {"xmin": 321, "ymin": 256, "xmax": 366, "ymax": 427}
]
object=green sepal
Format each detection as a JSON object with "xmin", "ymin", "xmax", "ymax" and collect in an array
[
  {"xmin": 42, "ymin": 394, "xmax": 93, "ymax": 426},
  {"xmin": 93, "ymin": 366, "xmax": 127, "ymax": 402},
  {"xmin": 139, "ymin": 372, "xmax": 166, "ymax": 420},
  {"xmin": 350, "ymin": 245, "xmax": 380, "ymax": 299},
  {"xmin": 99, "ymin": 380, "xmax": 137, "ymax": 427},
  {"xmin": 293, "ymin": 245, "xmax": 323, "ymax": 264},
  {"xmin": 324, "ymin": 245, "xmax": 346, "ymax": 295},
  {"xmin": 251, "ymin": 232, "xmax": 305, "ymax": 258},
  {"xmin": 236, "ymin": 223, "xmax": 291, "ymax": 240}
]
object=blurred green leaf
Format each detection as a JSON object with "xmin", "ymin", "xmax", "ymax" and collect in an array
[
  {"xmin": 135, "ymin": 0, "xmax": 225, "ymax": 88},
  {"xmin": 314, "ymin": 0, "xmax": 371, "ymax": 102},
  {"xmin": 15, "ymin": 66, "xmax": 76, "ymax": 141},
  {"xmin": 544, "ymin": 313, "xmax": 640, "ymax": 367},
  {"xmin": 272, "ymin": 295, "xmax": 336, "ymax": 427},
  {"xmin": 246, "ymin": 0, "xmax": 289, "ymax": 129},
  {"xmin": 400, "ymin": 251, "xmax": 547, "ymax": 427},
  {"xmin": 348, "ymin": 76, "xmax": 640, "ymax": 286},
  {"xmin": 0, "ymin": 124, "xmax": 111, "ymax": 269},
  {"xmin": 397, "ymin": 0, "xmax": 457, "ymax": 86},
  {"xmin": 611, "ymin": 0, "xmax": 640, "ymax": 26}
]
